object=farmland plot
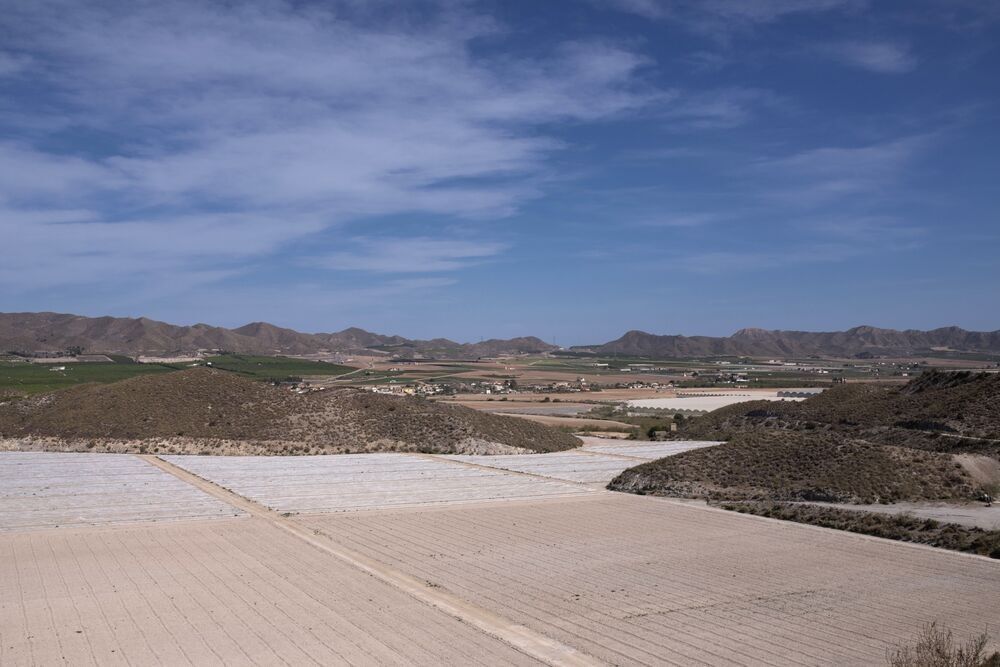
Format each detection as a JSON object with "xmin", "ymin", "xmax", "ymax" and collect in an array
[
  {"xmin": 577, "ymin": 437, "xmax": 722, "ymax": 460},
  {"xmin": 0, "ymin": 517, "xmax": 541, "ymax": 666},
  {"xmin": 301, "ymin": 493, "xmax": 1000, "ymax": 666},
  {"xmin": 0, "ymin": 452, "xmax": 242, "ymax": 531},
  {"xmin": 164, "ymin": 453, "xmax": 594, "ymax": 513}
]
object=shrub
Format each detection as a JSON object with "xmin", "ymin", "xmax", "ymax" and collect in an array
[{"xmin": 887, "ymin": 623, "xmax": 998, "ymax": 667}]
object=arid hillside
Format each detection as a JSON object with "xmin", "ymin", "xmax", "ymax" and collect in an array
[
  {"xmin": 681, "ymin": 371, "xmax": 1000, "ymax": 454},
  {"xmin": 0, "ymin": 368, "xmax": 580, "ymax": 455},
  {"xmin": 609, "ymin": 371, "xmax": 999, "ymax": 506},
  {"xmin": 608, "ymin": 431, "xmax": 975, "ymax": 503}
]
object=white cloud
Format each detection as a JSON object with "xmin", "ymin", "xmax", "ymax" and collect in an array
[
  {"xmin": 815, "ymin": 40, "xmax": 917, "ymax": 73},
  {"xmin": 316, "ymin": 237, "xmax": 507, "ymax": 273},
  {"xmin": 0, "ymin": 209, "xmax": 316, "ymax": 295},
  {"xmin": 0, "ymin": 0, "xmax": 671, "ymax": 295}
]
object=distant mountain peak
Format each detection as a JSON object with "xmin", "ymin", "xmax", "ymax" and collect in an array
[{"xmin": 732, "ymin": 327, "xmax": 769, "ymax": 338}]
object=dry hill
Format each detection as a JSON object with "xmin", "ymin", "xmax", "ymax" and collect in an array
[
  {"xmin": 0, "ymin": 368, "xmax": 580, "ymax": 455},
  {"xmin": 0, "ymin": 312, "xmax": 558, "ymax": 358},
  {"xmin": 608, "ymin": 431, "xmax": 974, "ymax": 503},
  {"xmin": 609, "ymin": 371, "xmax": 999, "ymax": 505},
  {"xmin": 575, "ymin": 325, "xmax": 1000, "ymax": 358},
  {"xmin": 680, "ymin": 370, "xmax": 1000, "ymax": 456}
]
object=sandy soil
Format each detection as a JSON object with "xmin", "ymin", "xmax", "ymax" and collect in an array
[
  {"xmin": 302, "ymin": 494, "xmax": 1000, "ymax": 665},
  {"xmin": 958, "ymin": 453, "xmax": 1000, "ymax": 488}
]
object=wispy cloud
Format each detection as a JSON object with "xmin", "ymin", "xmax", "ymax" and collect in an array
[
  {"xmin": 0, "ymin": 0, "xmax": 668, "ymax": 295},
  {"xmin": 751, "ymin": 135, "xmax": 929, "ymax": 206},
  {"xmin": 669, "ymin": 242, "xmax": 862, "ymax": 274},
  {"xmin": 814, "ymin": 40, "xmax": 917, "ymax": 73},
  {"xmin": 315, "ymin": 238, "xmax": 507, "ymax": 273},
  {"xmin": 601, "ymin": 0, "xmax": 863, "ymax": 35},
  {"xmin": 633, "ymin": 213, "xmax": 719, "ymax": 228}
]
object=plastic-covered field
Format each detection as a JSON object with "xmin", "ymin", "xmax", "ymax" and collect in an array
[
  {"xmin": 163, "ymin": 452, "xmax": 594, "ymax": 513},
  {"xmin": 0, "ymin": 452, "xmax": 242, "ymax": 531}
]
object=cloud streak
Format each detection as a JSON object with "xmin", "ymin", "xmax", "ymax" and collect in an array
[
  {"xmin": 815, "ymin": 40, "xmax": 917, "ymax": 73},
  {"xmin": 315, "ymin": 238, "xmax": 507, "ymax": 273},
  {"xmin": 0, "ymin": 0, "xmax": 666, "ymax": 295}
]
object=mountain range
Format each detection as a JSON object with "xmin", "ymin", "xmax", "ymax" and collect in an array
[
  {"xmin": 1, "ymin": 312, "xmax": 999, "ymax": 359},
  {"xmin": 572, "ymin": 326, "xmax": 1000, "ymax": 358},
  {"xmin": 0, "ymin": 312, "xmax": 557, "ymax": 358}
]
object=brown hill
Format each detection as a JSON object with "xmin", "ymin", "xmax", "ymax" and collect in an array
[
  {"xmin": 0, "ymin": 368, "xmax": 580, "ymax": 455},
  {"xmin": 575, "ymin": 325, "xmax": 1000, "ymax": 358},
  {"xmin": 608, "ymin": 431, "xmax": 974, "ymax": 504},
  {"xmin": 0, "ymin": 312, "xmax": 558, "ymax": 358},
  {"xmin": 609, "ymin": 371, "xmax": 999, "ymax": 506},
  {"xmin": 681, "ymin": 371, "xmax": 1000, "ymax": 454}
]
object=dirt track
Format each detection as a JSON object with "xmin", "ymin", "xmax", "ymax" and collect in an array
[{"xmin": 2, "ymin": 447, "xmax": 999, "ymax": 665}]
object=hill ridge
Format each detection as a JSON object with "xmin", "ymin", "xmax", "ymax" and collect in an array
[{"xmin": 2, "ymin": 311, "xmax": 998, "ymax": 359}]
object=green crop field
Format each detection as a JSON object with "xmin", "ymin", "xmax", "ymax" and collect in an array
[
  {"xmin": 202, "ymin": 355, "xmax": 354, "ymax": 379},
  {"xmin": 0, "ymin": 361, "xmax": 178, "ymax": 395}
]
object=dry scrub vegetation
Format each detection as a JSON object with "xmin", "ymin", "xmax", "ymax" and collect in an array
[
  {"xmin": 0, "ymin": 368, "xmax": 580, "ymax": 455},
  {"xmin": 719, "ymin": 502, "xmax": 1000, "ymax": 559},
  {"xmin": 887, "ymin": 623, "xmax": 999, "ymax": 666},
  {"xmin": 682, "ymin": 370, "xmax": 1000, "ymax": 453},
  {"xmin": 611, "ymin": 371, "xmax": 999, "ymax": 504},
  {"xmin": 608, "ymin": 431, "xmax": 974, "ymax": 503}
]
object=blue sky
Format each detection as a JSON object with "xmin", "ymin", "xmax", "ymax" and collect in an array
[{"xmin": 1, "ymin": 0, "xmax": 998, "ymax": 344}]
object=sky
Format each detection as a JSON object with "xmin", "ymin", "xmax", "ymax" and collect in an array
[{"xmin": 1, "ymin": 0, "xmax": 998, "ymax": 344}]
